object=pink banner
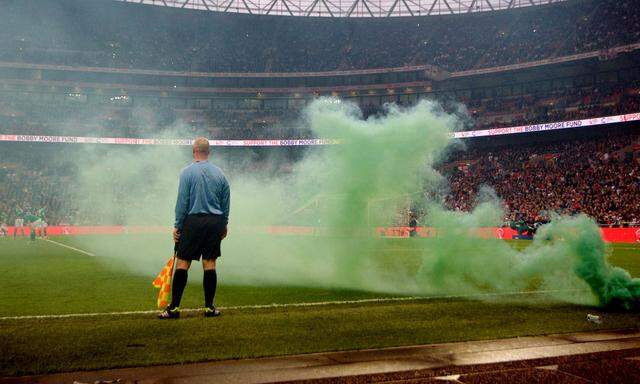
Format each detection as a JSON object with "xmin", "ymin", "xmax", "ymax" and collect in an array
[
  {"xmin": 0, "ymin": 135, "xmax": 339, "ymax": 147},
  {"xmin": 1, "ymin": 111, "xmax": 638, "ymax": 147}
]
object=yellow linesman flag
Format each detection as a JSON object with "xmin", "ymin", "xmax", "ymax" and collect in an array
[{"xmin": 152, "ymin": 257, "xmax": 175, "ymax": 308}]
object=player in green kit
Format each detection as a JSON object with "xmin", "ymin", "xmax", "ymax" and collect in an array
[
  {"xmin": 35, "ymin": 208, "xmax": 47, "ymax": 237},
  {"xmin": 0, "ymin": 211, "xmax": 8, "ymax": 237},
  {"xmin": 29, "ymin": 222, "xmax": 37, "ymax": 242},
  {"xmin": 13, "ymin": 207, "xmax": 25, "ymax": 238},
  {"xmin": 24, "ymin": 211, "xmax": 39, "ymax": 240}
]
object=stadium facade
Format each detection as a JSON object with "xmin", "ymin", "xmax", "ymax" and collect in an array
[{"xmin": 0, "ymin": 0, "xmax": 639, "ymax": 226}]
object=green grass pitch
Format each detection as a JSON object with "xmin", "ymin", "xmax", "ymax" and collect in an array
[{"xmin": 1, "ymin": 235, "xmax": 640, "ymax": 376}]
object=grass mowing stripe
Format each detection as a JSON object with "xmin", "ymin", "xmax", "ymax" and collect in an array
[
  {"xmin": 39, "ymin": 238, "xmax": 96, "ymax": 257},
  {"xmin": 0, "ymin": 288, "xmax": 586, "ymax": 321}
]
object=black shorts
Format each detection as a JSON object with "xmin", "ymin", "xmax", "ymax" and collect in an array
[{"xmin": 176, "ymin": 214, "xmax": 226, "ymax": 261}]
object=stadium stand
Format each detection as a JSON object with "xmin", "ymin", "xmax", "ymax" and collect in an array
[
  {"xmin": 0, "ymin": 0, "xmax": 639, "ymax": 229},
  {"xmin": 0, "ymin": 0, "xmax": 639, "ymax": 72},
  {"xmin": 1, "ymin": 78, "xmax": 638, "ymax": 138},
  {"xmin": 0, "ymin": 0, "xmax": 638, "ymax": 139},
  {"xmin": 0, "ymin": 150, "xmax": 75, "ymax": 227},
  {"xmin": 466, "ymin": 82, "xmax": 640, "ymax": 130},
  {"xmin": 2, "ymin": 128, "xmax": 639, "ymax": 228},
  {"xmin": 444, "ymin": 132, "xmax": 640, "ymax": 227}
]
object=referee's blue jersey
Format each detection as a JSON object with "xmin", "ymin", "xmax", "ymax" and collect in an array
[{"xmin": 174, "ymin": 161, "xmax": 230, "ymax": 230}]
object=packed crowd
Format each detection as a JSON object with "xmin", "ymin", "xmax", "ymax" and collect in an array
[
  {"xmin": 1, "ymin": 0, "xmax": 638, "ymax": 230},
  {"xmin": 1, "ymin": 0, "xmax": 639, "ymax": 73},
  {"xmin": 467, "ymin": 83, "xmax": 640, "ymax": 130},
  {"xmin": 0, "ymin": 143, "xmax": 295, "ymax": 228},
  {"xmin": 0, "ymin": 102, "xmax": 312, "ymax": 140},
  {"xmin": 0, "ymin": 160, "xmax": 75, "ymax": 227},
  {"xmin": 1, "ymin": 80, "xmax": 638, "ymax": 139},
  {"xmin": 2, "ymin": 132, "xmax": 638, "ymax": 228},
  {"xmin": 444, "ymin": 133, "xmax": 640, "ymax": 226}
]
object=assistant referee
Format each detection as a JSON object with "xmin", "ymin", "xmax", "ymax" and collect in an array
[{"xmin": 159, "ymin": 137, "xmax": 230, "ymax": 319}]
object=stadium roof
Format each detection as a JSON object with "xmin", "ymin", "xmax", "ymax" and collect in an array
[{"xmin": 116, "ymin": 0, "xmax": 567, "ymax": 18}]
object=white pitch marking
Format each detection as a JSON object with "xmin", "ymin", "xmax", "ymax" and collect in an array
[
  {"xmin": 0, "ymin": 288, "xmax": 585, "ymax": 321},
  {"xmin": 39, "ymin": 238, "xmax": 96, "ymax": 257}
]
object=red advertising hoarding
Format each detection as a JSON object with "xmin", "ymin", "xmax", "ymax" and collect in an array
[{"xmin": 5, "ymin": 225, "xmax": 640, "ymax": 243}]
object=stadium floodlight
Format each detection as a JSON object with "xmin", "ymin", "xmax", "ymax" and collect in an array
[{"xmin": 113, "ymin": 0, "xmax": 568, "ymax": 18}]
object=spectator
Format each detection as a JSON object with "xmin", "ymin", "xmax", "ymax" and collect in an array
[{"xmin": 443, "ymin": 133, "xmax": 640, "ymax": 226}]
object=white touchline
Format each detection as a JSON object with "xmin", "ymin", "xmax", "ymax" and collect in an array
[
  {"xmin": 39, "ymin": 238, "xmax": 96, "ymax": 257},
  {"xmin": 0, "ymin": 288, "xmax": 586, "ymax": 321}
]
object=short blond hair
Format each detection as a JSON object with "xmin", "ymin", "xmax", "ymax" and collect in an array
[{"xmin": 192, "ymin": 137, "xmax": 210, "ymax": 155}]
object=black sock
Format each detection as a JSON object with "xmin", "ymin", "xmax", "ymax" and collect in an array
[
  {"xmin": 203, "ymin": 269, "xmax": 217, "ymax": 308},
  {"xmin": 169, "ymin": 268, "xmax": 188, "ymax": 310}
]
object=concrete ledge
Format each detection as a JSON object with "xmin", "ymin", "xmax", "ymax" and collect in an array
[{"xmin": 4, "ymin": 328, "xmax": 640, "ymax": 384}]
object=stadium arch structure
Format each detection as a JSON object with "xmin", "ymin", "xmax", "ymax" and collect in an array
[{"xmin": 117, "ymin": 0, "xmax": 567, "ymax": 18}]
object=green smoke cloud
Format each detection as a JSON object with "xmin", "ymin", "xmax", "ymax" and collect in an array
[
  {"xmin": 538, "ymin": 217, "xmax": 640, "ymax": 310},
  {"xmin": 71, "ymin": 98, "xmax": 639, "ymax": 310}
]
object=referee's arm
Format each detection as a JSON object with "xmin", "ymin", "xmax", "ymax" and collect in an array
[
  {"xmin": 220, "ymin": 180, "xmax": 230, "ymax": 224},
  {"xmin": 173, "ymin": 171, "xmax": 190, "ymax": 241},
  {"xmin": 220, "ymin": 179, "xmax": 230, "ymax": 239}
]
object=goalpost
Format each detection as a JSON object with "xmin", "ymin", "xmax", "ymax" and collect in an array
[
  {"xmin": 366, "ymin": 191, "xmax": 423, "ymax": 228},
  {"xmin": 287, "ymin": 191, "xmax": 423, "ymax": 235}
]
